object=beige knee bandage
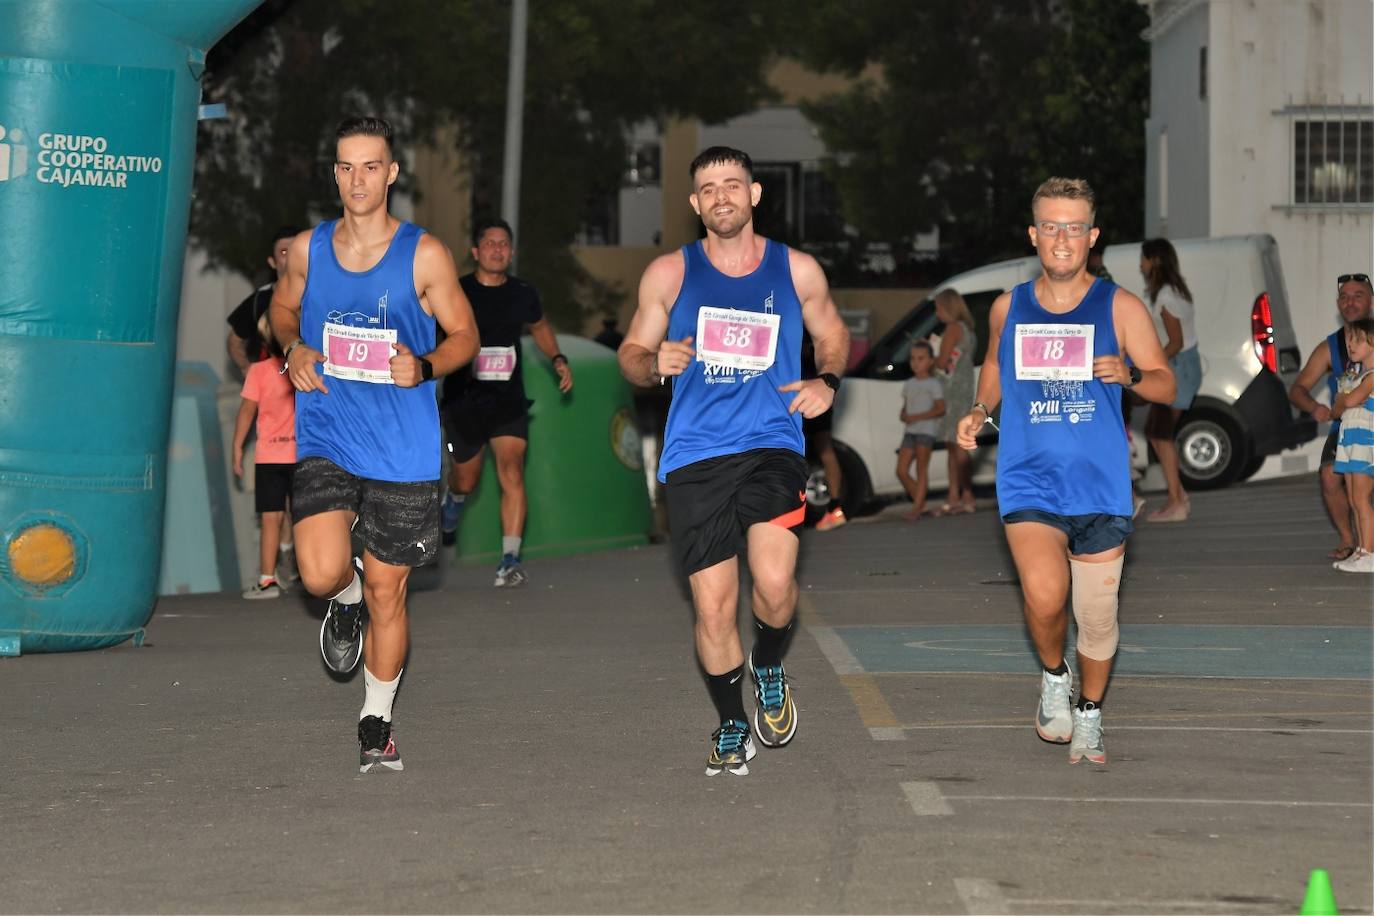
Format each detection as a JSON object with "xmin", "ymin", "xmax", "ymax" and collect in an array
[{"xmin": 1070, "ymin": 555, "xmax": 1124, "ymax": 660}]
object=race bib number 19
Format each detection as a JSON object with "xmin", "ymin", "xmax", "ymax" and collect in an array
[
  {"xmin": 696, "ymin": 305, "xmax": 780, "ymax": 372},
  {"xmin": 323, "ymin": 322, "xmax": 397, "ymax": 384},
  {"xmin": 1014, "ymin": 323, "xmax": 1094, "ymax": 381}
]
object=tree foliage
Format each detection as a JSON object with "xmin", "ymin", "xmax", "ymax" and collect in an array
[
  {"xmin": 192, "ymin": 0, "xmax": 783, "ymax": 326},
  {"xmin": 788, "ymin": 0, "xmax": 1150, "ymax": 271}
]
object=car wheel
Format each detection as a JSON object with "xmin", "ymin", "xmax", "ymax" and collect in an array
[
  {"xmin": 1176, "ymin": 410, "xmax": 1250, "ymax": 490},
  {"xmin": 804, "ymin": 461, "xmax": 836, "ymax": 526},
  {"xmin": 834, "ymin": 441, "xmax": 874, "ymax": 516}
]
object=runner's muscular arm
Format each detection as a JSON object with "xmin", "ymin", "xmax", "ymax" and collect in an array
[
  {"xmin": 619, "ymin": 251, "xmax": 691, "ymax": 387},
  {"xmin": 957, "ymin": 291, "xmax": 1010, "ymax": 450},
  {"xmin": 528, "ymin": 317, "xmax": 573, "ymax": 393},
  {"xmin": 1106, "ymin": 288, "xmax": 1174, "ymax": 405},
  {"xmin": 782, "ymin": 249, "xmax": 850, "ymax": 418},
  {"xmin": 270, "ymin": 231, "xmax": 329, "ymax": 393},
  {"xmin": 392, "ymin": 234, "xmax": 478, "ymax": 387},
  {"xmin": 1289, "ymin": 341, "xmax": 1334, "ymax": 422}
]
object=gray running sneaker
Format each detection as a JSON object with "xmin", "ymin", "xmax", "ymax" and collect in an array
[
  {"xmin": 1036, "ymin": 665, "xmax": 1073, "ymax": 743},
  {"xmin": 705, "ymin": 719, "xmax": 756, "ymax": 776},
  {"xmin": 320, "ymin": 558, "xmax": 365, "ymax": 674},
  {"xmin": 1069, "ymin": 706, "xmax": 1106, "ymax": 764},
  {"xmin": 494, "ymin": 553, "xmax": 527, "ymax": 588},
  {"xmin": 358, "ymin": 715, "xmax": 403, "ymax": 773},
  {"xmin": 243, "ymin": 579, "xmax": 283, "ymax": 600},
  {"xmin": 749, "ymin": 653, "xmax": 798, "ymax": 747}
]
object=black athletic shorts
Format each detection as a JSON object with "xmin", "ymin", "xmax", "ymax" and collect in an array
[
  {"xmin": 443, "ymin": 398, "xmax": 530, "ymax": 463},
  {"xmin": 664, "ymin": 447, "xmax": 808, "ymax": 577},
  {"xmin": 292, "ymin": 456, "xmax": 440, "ymax": 567},
  {"xmin": 255, "ymin": 462, "xmax": 294, "ymax": 513}
]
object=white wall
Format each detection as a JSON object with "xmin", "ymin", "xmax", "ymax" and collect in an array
[
  {"xmin": 1204, "ymin": 0, "xmax": 1373, "ymax": 356},
  {"xmin": 1145, "ymin": 0, "xmax": 1211, "ymax": 239}
]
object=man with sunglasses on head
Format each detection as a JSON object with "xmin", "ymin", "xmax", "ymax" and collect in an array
[
  {"xmin": 957, "ymin": 177, "xmax": 1174, "ymax": 766},
  {"xmin": 1289, "ymin": 272, "xmax": 1374, "ymax": 562}
]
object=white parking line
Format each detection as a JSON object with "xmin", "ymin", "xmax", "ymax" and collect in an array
[
  {"xmin": 946, "ymin": 795, "xmax": 1371, "ymax": 808},
  {"xmin": 805, "ymin": 621, "xmax": 866, "ymax": 675},
  {"xmin": 901, "ymin": 781, "xmax": 953, "ymax": 815},
  {"xmin": 953, "ymin": 877, "xmax": 1011, "ymax": 915},
  {"xmin": 899, "ymin": 724, "xmax": 1372, "ymax": 734}
]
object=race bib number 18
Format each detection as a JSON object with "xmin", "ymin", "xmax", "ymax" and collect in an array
[
  {"xmin": 323, "ymin": 322, "xmax": 397, "ymax": 384},
  {"xmin": 696, "ymin": 305, "xmax": 781, "ymax": 372},
  {"xmin": 1014, "ymin": 323, "xmax": 1094, "ymax": 381}
]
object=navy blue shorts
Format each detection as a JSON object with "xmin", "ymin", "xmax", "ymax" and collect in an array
[{"xmin": 1002, "ymin": 509, "xmax": 1132, "ymax": 556}]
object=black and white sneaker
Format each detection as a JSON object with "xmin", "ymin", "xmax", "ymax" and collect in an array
[
  {"xmin": 358, "ymin": 716, "xmax": 403, "ymax": 773},
  {"xmin": 320, "ymin": 558, "xmax": 365, "ymax": 674}
]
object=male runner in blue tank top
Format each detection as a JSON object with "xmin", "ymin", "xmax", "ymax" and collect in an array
[
  {"xmin": 957, "ymin": 177, "xmax": 1175, "ymax": 765},
  {"xmin": 618, "ymin": 146, "xmax": 850, "ymax": 776},
  {"xmin": 270, "ymin": 117, "xmax": 479, "ymax": 773},
  {"xmin": 1289, "ymin": 273, "xmax": 1372, "ymax": 561}
]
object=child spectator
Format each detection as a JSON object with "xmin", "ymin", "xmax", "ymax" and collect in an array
[
  {"xmin": 232, "ymin": 317, "xmax": 297, "ymax": 598},
  {"xmin": 897, "ymin": 340, "xmax": 945, "ymax": 520},
  {"xmin": 1331, "ymin": 316, "xmax": 1374, "ymax": 573}
]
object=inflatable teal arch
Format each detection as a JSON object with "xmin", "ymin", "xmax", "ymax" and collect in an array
[{"xmin": 0, "ymin": 1, "xmax": 260, "ymax": 653}]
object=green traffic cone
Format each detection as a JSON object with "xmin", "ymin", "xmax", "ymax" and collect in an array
[{"xmin": 1300, "ymin": 869, "xmax": 1338, "ymax": 916}]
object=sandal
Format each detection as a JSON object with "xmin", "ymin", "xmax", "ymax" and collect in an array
[
  {"xmin": 932, "ymin": 503, "xmax": 957, "ymax": 517},
  {"xmin": 1329, "ymin": 545, "xmax": 1357, "ymax": 561}
]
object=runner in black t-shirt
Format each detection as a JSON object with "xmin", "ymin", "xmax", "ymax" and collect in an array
[
  {"xmin": 440, "ymin": 217, "xmax": 573, "ymax": 586},
  {"xmin": 226, "ymin": 227, "xmax": 299, "ymax": 376}
]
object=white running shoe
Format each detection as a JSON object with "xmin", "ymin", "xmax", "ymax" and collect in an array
[
  {"xmin": 1035, "ymin": 666, "xmax": 1073, "ymax": 743},
  {"xmin": 1070, "ymin": 706, "xmax": 1106, "ymax": 764}
]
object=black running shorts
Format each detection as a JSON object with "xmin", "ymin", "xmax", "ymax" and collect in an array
[
  {"xmin": 254, "ymin": 462, "xmax": 294, "ymax": 513},
  {"xmin": 442, "ymin": 398, "xmax": 530, "ymax": 463},
  {"xmin": 292, "ymin": 456, "xmax": 440, "ymax": 567},
  {"xmin": 664, "ymin": 448, "xmax": 808, "ymax": 577}
]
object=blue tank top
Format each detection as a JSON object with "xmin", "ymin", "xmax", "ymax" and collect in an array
[
  {"xmin": 1326, "ymin": 330, "xmax": 1347, "ymax": 433},
  {"xmin": 996, "ymin": 278, "xmax": 1131, "ymax": 517},
  {"xmin": 658, "ymin": 239, "xmax": 804, "ymax": 480},
  {"xmin": 1326, "ymin": 330, "xmax": 1348, "ymax": 399},
  {"xmin": 296, "ymin": 220, "xmax": 440, "ymax": 482}
]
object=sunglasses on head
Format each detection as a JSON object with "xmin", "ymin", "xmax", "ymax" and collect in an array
[{"xmin": 1338, "ymin": 273, "xmax": 1370, "ymax": 286}]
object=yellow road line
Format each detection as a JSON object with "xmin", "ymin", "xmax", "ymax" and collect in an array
[{"xmin": 799, "ymin": 592, "xmax": 901, "ymax": 733}]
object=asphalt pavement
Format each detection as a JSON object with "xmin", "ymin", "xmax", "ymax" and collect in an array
[{"xmin": 3, "ymin": 473, "xmax": 1370, "ymax": 915}]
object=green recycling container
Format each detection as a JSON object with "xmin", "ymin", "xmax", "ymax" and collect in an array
[{"xmin": 454, "ymin": 336, "xmax": 650, "ymax": 564}]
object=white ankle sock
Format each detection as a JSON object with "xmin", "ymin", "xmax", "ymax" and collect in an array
[
  {"xmin": 502, "ymin": 535, "xmax": 522, "ymax": 557},
  {"xmin": 332, "ymin": 570, "xmax": 362, "ymax": 605},
  {"xmin": 360, "ymin": 667, "xmax": 402, "ymax": 722}
]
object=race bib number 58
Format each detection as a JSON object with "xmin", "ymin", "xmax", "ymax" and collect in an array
[
  {"xmin": 323, "ymin": 322, "xmax": 397, "ymax": 384},
  {"xmin": 696, "ymin": 305, "xmax": 780, "ymax": 372},
  {"xmin": 1014, "ymin": 323, "xmax": 1094, "ymax": 381}
]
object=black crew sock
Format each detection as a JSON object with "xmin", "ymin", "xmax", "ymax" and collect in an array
[
  {"xmin": 706, "ymin": 665, "xmax": 747, "ymax": 724},
  {"xmin": 1044, "ymin": 659, "xmax": 1069, "ymax": 676},
  {"xmin": 1076, "ymin": 696, "xmax": 1103, "ymax": 711},
  {"xmin": 751, "ymin": 617, "xmax": 793, "ymax": 669}
]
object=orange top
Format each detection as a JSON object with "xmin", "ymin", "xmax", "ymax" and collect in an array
[{"xmin": 242, "ymin": 357, "xmax": 296, "ymax": 464}]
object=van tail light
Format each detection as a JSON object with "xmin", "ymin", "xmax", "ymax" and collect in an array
[{"xmin": 1251, "ymin": 292, "xmax": 1277, "ymax": 373}]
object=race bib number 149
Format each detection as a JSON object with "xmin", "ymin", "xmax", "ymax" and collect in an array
[
  {"xmin": 1014, "ymin": 323, "xmax": 1094, "ymax": 381},
  {"xmin": 323, "ymin": 323, "xmax": 397, "ymax": 384}
]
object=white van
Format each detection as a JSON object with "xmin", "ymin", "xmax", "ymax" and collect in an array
[{"xmin": 813, "ymin": 234, "xmax": 1315, "ymax": 514}]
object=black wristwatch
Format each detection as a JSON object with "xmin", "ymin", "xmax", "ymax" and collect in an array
[
  {"xmin": 1125, "ymin": 366, "xmax": 1142, "ymax": 388},
  {"xmin": 418, "ymin": 356, "xmax": 434, "ymax": 381},
  {"xmin": 819, "ymin": 372, "xmax": 841, "ymax": 393}
]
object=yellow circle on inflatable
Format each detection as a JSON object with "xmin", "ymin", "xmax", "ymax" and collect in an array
[{"xmin": 9, "ymin": 523, "xmax": 77, "ymax": 587}]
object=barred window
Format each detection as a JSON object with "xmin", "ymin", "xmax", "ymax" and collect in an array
[{"xmin": 1293, "ymin": 118, "xmax": 1372, "ymax": 206}]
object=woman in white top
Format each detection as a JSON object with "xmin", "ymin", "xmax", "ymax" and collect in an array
[{"xmin": 1139, "ymin": 238, "xmax": 1202, "ymax": 522}]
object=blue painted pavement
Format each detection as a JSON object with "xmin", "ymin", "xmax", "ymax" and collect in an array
[{"xmin": 832, "ymin": 625, "xmax": 1373, "ymax": 679}]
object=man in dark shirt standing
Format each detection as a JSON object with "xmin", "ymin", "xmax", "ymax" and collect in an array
[
  {"xmin": 440, "ymin": 217, "xmax": 573, "ymax": 586},
  {"xmin": 226, "ymin": 227, "xmax": 299, "ymax": 376}
]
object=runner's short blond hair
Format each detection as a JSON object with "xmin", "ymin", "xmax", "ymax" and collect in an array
[{"xmin": 1031, "ymin": 177, "xmax": 1096, "ymax": 220}]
